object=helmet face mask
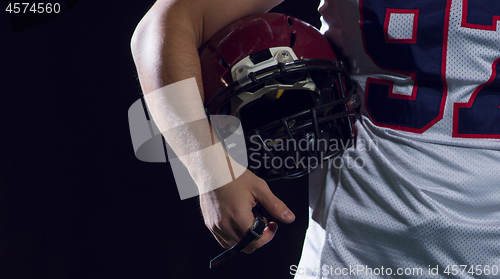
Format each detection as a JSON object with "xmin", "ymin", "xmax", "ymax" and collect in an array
[{"xmin": 200, "ymin": 13, "xmax": 359, "ymax": 180}]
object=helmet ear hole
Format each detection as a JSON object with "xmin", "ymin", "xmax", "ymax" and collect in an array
[
  {"xmin": 217, "ymin": 58, "xmax": 230, "ymax": 69},
  {"xmin": 289, "ymin": 33, "xmax": 296, "ymax": 48}
]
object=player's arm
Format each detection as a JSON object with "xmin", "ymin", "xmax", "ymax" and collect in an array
[
  {"xmin": 131, "ymin": 0, "xmax": 286, "ymax": 95},
  {"xmin": 130, "ymin": 0, "xmax": 295, "ymax": 253}
]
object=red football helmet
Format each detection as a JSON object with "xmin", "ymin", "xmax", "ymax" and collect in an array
[{"xmin": 200, "ymin": 13, "xmax": 358, "ymax": 180}]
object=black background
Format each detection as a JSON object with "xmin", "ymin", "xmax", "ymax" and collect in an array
[{"xmin": 1, "ymin": 1, "xmax": 322, "ymax": 278}]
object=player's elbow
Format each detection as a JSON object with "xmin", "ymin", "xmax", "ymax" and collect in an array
[
  {"xmin": 131, "ymin": 0, "xmax": 203, "ymax": 59},
  {"xmin": 130, "ymin": 2, "xmax": 166, "ymax": 64},
  {"xmin": 130, "ymin": 19, "xmax": 145, "ymax": 63}
]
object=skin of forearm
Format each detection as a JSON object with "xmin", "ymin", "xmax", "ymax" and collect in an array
[
  {"xmin": 132, "ymin": 2, "xmax": 237, "ymax": 192},
  {"xmin": 131, "ymin": 0, "xmax": 284, "ymax": 191}
]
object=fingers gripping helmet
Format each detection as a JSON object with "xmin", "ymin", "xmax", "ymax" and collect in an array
[{"xmin": 200, "ymin": 13, "xmax": 358, "ymax": 180}]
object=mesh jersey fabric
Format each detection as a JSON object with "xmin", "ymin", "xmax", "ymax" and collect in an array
[{"xmin": 297, "ymin": 0, "xmax": 500, "ymax": 278}]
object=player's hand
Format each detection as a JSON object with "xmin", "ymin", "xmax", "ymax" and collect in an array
[{"xmin": 200, "ymin": 169, "xmax": 295, "ymax": 253}]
